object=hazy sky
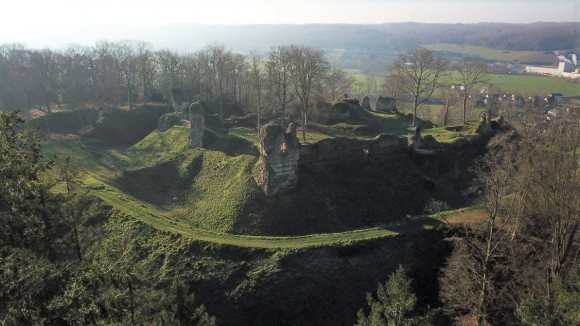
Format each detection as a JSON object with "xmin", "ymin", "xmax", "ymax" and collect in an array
[
  {"xmin": 3, "ymin": 0, "xmax": 579, "ymax": 27},
  {"xmin": 1, "ymin": 0, "xmax": 578, "ymax": 45}
]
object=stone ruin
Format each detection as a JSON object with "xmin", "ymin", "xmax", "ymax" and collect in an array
[
  {"xmin": 253, "ymin": 123, "xmax": 409, "ymax": 196},
  {"xmin": 189, "ymin": 101, "xmax": 205, "ymax": 148},
  {"xmin": 299, "ymin": 134, "xmax": 407, "ymax": 163},
  {"xmin": 253, "ymin": 123, "xmax": 300, "ymax": 196},
  {"xmin": 473, "ymin": 110, "xmax": 504, "ymax": 134},
  {"xmin": 312, "ymin": 99, "xmax": 362, "ymax": 124},
  {"xmin": 410, "ymin": 125, "xmax": 423, "ymax": 149},
  {"xmin": 362, "ymin": 96, "xmax": 371, "ymax": 110},
  {"xmin": 375, "ymin": 96, "xmax": 397, "ymax": 113},
  {"xmin": 408, "ymin": 124, "xmax": 441, "ymax": 152}
]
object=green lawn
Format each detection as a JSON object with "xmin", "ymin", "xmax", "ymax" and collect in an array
[
  {"xmin": 421, "ymin": 123, "xmax": 478, "ymax": 143},
  {"xmin": 486, "ymin": 74, "xmax": 580, "ymax": 97},
  {"xmin": 351, "ymin": 68, "xmax": 580, "ymax": 99},
  {"xmin": 439, "ymin": 72, "xmax": 580, "ymax": 97}
]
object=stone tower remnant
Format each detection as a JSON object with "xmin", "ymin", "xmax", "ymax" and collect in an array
[
  {"xmin": 473, "ymin": 110, "xmax": 493, "ymax": 134},
  {"xmin": 189, "ymin": 101, "xmax": 205, "ymax": 148},
  {"xmin": 411, "ymin": 124, "xmax": 422, "ymax": 149},
  {"xmin": 253, "ymin": 123, "xmax": 300, "ymax": 196},
  {"xmin": 375, "ymin": 96, "xmax": 397, "ymax": 113},
  {"xmin": 362, "ymin": 96, "xmax": 371, "ymax": 110}
]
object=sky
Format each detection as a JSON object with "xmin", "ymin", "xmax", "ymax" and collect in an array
[{"xmin": 1, "ymin": 0, "xmax": 578, "ymax": 46}]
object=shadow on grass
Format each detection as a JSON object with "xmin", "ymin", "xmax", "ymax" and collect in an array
[
  {"xmin": 204, "ymin": 129, "xmax": 259, "ymax": 157},
  {"xmin": 379, "ymin": 216, "xmax": 446, "ymax": 234}
]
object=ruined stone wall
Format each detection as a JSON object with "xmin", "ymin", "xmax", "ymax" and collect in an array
[
  {"xmin": 375, "ymin": 97, "xmax": 397, "ymax": 113},
  {"xmin": 189, "ymin": 102, "xmax": 205, "ymax": 148},
  {"xmin": 253, "ymin": 123, "xmax": 300, "ymax": 196},
  {"xmin": 254, "ymin": 129, "xmax": 408, "ymax": 196},
  {"xmin": 299, "ymin": 134, "xmax": 407, "ymax": 165}
]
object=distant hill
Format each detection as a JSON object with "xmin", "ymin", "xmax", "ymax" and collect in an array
[
  {"xmin": 8, "ymin": 22, "xmax": 578, "ymax": 53},
  {"xmin": 375, "ymin": 22, "xmax": 580, "ymax": 51}
]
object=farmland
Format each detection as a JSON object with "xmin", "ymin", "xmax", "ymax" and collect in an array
[
  {"xmin": 424, "ymin": 43, "xmax": 555, "ymax": 64},
  {"xmin": 346, "ymin": 69, "xmax": 580, "ymax": 98},
  {"xmin": 485, "ymin": 74, "xmax": 580, "ymax": 97}
]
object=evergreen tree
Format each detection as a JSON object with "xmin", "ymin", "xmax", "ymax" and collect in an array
[{"xmin": 357, "ymin": 265, "xmax": 437, "ymax": 326}]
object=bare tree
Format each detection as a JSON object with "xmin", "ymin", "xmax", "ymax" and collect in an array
[
  {"xmin": 365, "ymin": 74, "xmax": 378, "ymax": 98},
  {"xmin": 453, "ymin": 62, "xmax": 490, "ymax": 124},
  {"xmin": 135, "ymin": 41, "xmax": 157, "ymax": 106},
  {"xmin": 391, "ymin": 48, "xmax": 447, "ymax": 126},
  {"xmin": 156, "ymin": 49, "xmax": 181, "ymax": 102},
  {"xmin": 205, "ymin": 43, "xmax": 232, "ymax": 124},
  {"xmin": 441, "ymin": 146, "xmax": 516, "ymax": 325},
  {"xmin": 113, "ymin": 40, "xmax": 138, "ymax": 110},
  {"xmin": 441, "ymin": 111, "xmax": 580, "ymax": 324},
  {"xmin": 229, "ymin": 53, "xmax": 247, "ymax": 104},
  {"xmin": 289, "ymin": 45, "xmax": 329, "ymax": 141},
  {"xmin": 267, "ymin": 45, "xmax": 295, "ymax": 126},
  {"xmin": 93, "ymin": 40, "xmax": 122, "ymax": 104},
  {"xmin": 36, "ymin": 49, "xmax": 63, "ymax": 113},
  {"xmin": 516, "ymin": 113, "xmax": 580, "ymax": 296},
  {"xmin": 61, "ymin": 44, "xmax": 94, "ymax": 109},
  {"xmin": 440, "ymin": 84, "xmax": 460, "ymax": 125},
  {"xmin": 322, "ymin": 68, "xmax": 354, "ymax": 100},
  {"xmin": 249, "ymin": 51, "xmax": 264, "ymax": 132}
]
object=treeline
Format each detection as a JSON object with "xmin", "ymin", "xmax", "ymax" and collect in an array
[
  {"xmin": 0, "ymin": 41, "xmax": 357, "ymax": 123},
  {"xmin": 0, "ymin": 111, "xmax": 216, "ymax": 325},
  {"xmin": 358, "ymin": 111, "xmax": 580, "ymax": 325},
  {"xmin": 438, "ymin": 112, "xmax": 580, "ymax": 325}
]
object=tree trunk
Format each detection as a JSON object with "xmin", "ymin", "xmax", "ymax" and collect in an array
[
  {"xmin": 142, "ymin": 81, "xmax": 148, "ymax": 106},
  {"xmin": 477, "ymin": 216, "xmax": 495, "ymax": 326},
  {"xmin": 443, "ymin": 98, "xmax": 450, "ymax": 126},
  {"xmin": 127, "ymin": 76, "xmax": 133, "ymax": 111},
  {"xmin": 413, "ymin": 96, "xmax": 419, "ymax": 127},
  {"xmin": 219, "ymin": 82, "xmax": 224, "ymax": 125},
  {"xmin": 302, "ymin": 107, "xmax": 306, "ymax": 142},
  {"xmin": 281, "ymin": 106, "xmax": 285, "ymax": 127},
  {"xmin": 462, "ymin": 92, "xmax": 468, "ymax": 124}
]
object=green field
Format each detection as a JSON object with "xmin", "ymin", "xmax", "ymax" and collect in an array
[
  {"xmin": 348, "ymin": 68, "xmax": 580, "ymax": 99},
  {"xmin": 424, "ymin": 43, "xmax": 554, "ymax": 64},
  {"xmin": 485, "ymin": 74, "xmax": 580, "ymax": 97}
]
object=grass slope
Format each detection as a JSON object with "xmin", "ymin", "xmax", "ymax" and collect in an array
[
  {"xmin": 92, "ymin": 183, "xmax": 440, "ymax": 249},
  {"xmin": 109, "ymin": 127, "xmax": 258, "ymax": 233},
  {"xmin": 43, "ymin": 119, "xmax": 473, "ymax": 248}
]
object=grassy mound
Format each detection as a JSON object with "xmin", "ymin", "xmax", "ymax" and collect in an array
[
  {"xmin": 43, "ymin": 108, "xmax": 485, "ymax": 239},
  {"xmin": 80, "ymin": 105, "xmax": 172, "ymax": 146},
  {"xmin": 115, "ymin": 126, "xmax": 258, "ymax": 233},
  {"xmin": 36, "ymin": 109, "xmax": 99, "ymax": 135}
]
